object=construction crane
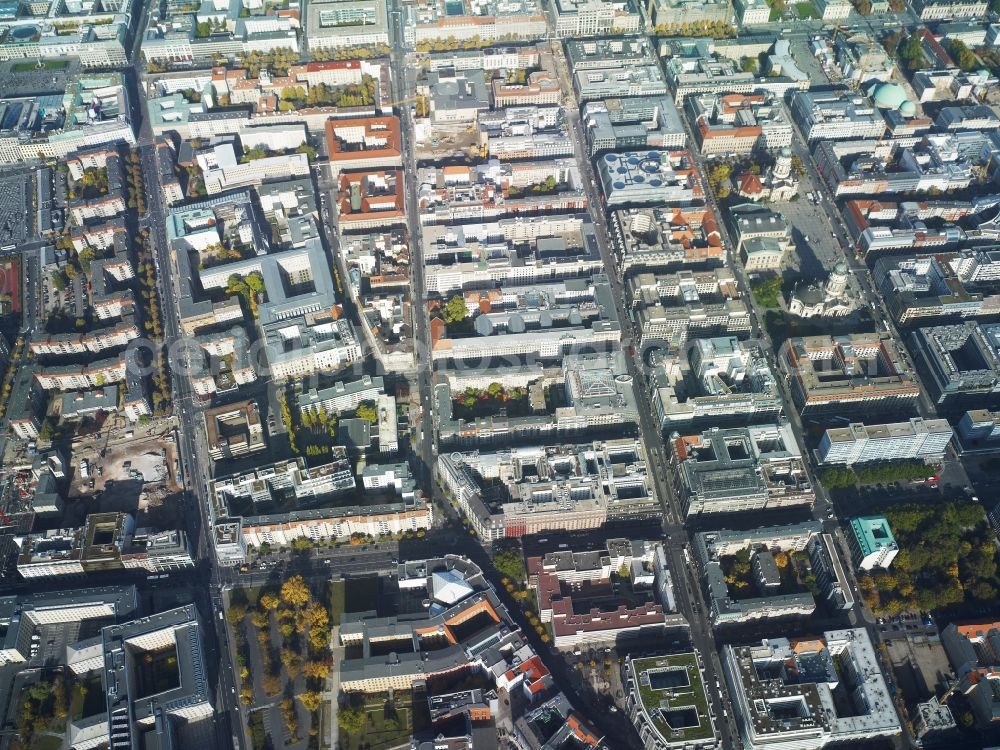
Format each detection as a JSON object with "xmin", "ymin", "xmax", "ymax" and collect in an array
[{"xmin": 850, "ymin": 34, "xmax": 880, "ymax": 92}]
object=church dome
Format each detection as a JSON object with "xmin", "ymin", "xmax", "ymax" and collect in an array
[{"xmin": 871, "ymin": 82, "xmax": 908, "ymax": 110}]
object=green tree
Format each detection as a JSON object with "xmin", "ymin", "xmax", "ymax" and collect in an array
[
  {"xmin": 338, "ymin": 707, "xmax": 366, "ymax": 734},
  {"xmin": 899, "ymin": 35, "xmax": 925, "ymax": 71},
  {"xmin": 947, "ymin": 39, "xmax": 978, "ymax": 71},
  {"xmin": 882, "ymin": 31, "xmax": 903, "ymax": 57},
  {"xmin": 751, "ymin": 276, "xmax": 783, "ymax": 309},
  {"xmin": 246, "ymin": 271, "xmax": 265, "ymax": 294},
  {"xmin": 295, "ymin": 142, "xmax": 317, "ymax": 160},
  {"xmin": 493, "ymin": 549, "xmax": 526, "ymax": 582},
  {"xmin": 39, "ymin": 420, "xmax": 55, "ymax": 441},
  {"xmin": 226, "ymin": 604, "xmax": 247, "ymax": 625},
  {"xmin": 240, "ymin": 146, "xmax": 268, "ymax": 163},
  {"xmin": 442, "ymin": 293, "xmax": 468, "ymax": 325},
  {"xmin": 195, "ymin": 21, "xmax": 211, "ymax": 37},
  {"xmin": 355, "ymin": 402, "xmax": 378, "ymax": 424}
]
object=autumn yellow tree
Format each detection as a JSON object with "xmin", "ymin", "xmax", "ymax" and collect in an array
[
  {"xmin": 260, "ymin": 593, "xmax": 280, "ymax": 611},
  {"xmin": 250, "ymin": 611, "xmax": 269, "ymax": 629},
  {"xmin": 262, "ymin": 673, "xmax": 282, "ymax": 696},
  {"xmin": 280, "ymin": 648, "xmax": 302, "ymax": 678},
  {"xmin": 226, "ymin": 604, "xmax": 247, "ymax": 625},
  {"xmin": 281, "ymin": 576, "xmax": 311, "ymax": 608},
  {"xmin": 298, "ymin": 691, "xmax": 324, "ymax": 712},
  {"xmin": 303, "ymin": 661, "xmax": 331, "ymax": 680}
]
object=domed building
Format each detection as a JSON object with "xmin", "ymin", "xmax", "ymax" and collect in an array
[
  {"xmin": 869, "ymin": 82, "xmax": 918, "ymax": 119},
  {"xmin": 787, "ymin": 262, "xmax": 855, "ymax": 318}
]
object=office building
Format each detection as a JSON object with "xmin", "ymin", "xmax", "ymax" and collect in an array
[
  {"xmin": 305, "ymin": 0, "xmax": 390, "ymax": 50},
  {"xmin": 0, "ymin": 76, "xmax": 134, "ymax": 163},
  {"xmin": 664, "ymin": 45, "xmax": 809, "ymax": 105},
  {"xmin": 814, "ymin": 134, "xmax": 978, "ymax": 197},
  {"xmin": 573, "ymin": 62, "xmax": 668, "ymax": 103},
  {"xmin": 609, "ymin": 207, "xmax": 724, "ymax": 274},
  {"xmin": 210, "ymin": 457, "xmax": 431, "ymax": 563},
  {"xmin": 297, "ymin": 375, "xmax": 386, "ymax": 415},
  {"xmin": 847, "ymin": 516, "xmax": 898, "ymax": 570},
  {"xmin": 872, "ymin": 252, "xmax": 1000, "ymax": 324},
  {"xmin": 790, "ymin": 90, "xmax": 886, "ymax": 142},
  {"xmin": 913, "ymin": 697, "xmax": 957, "ymax": 742},
  {"xmin": 549, "ymin": 0, "xmax": 642, "ymax": 36},
  {"xmin": 582, "ymin": 96, "xmax": 686, "ymax": 155},
  {"xmin": 476, "ymin": 105, "xmax": 572, "ymax": 160},
  {"xmin": 421, "ymin": 68, "xmax": 490, "ymax": 124},
  {"xmin": 807, "ymin": 533, "xmax": 855, "ymax": 611},
  {"xmin": 723, "ymin": 629, "xmax": 900, "ymax": 750},
  {"xmin": 778, "ymin": 334, "xmax": 921, "ymax": 414},
  {"xmin": 650, "ymin": 336, "xmax": 782, "ymax": 428},
  {"xmin": 910, "ymin": 322, "xmax": 1000, "ymax": 408},
  {"xmin": 670, "ymin": 422, "xmax": 813, "ymax": 517},
  {"xmin": 102, "ymin": 605, "xmax": 213, "ymax": 750},
  {"xmin": 687, "ymin": 92, "xmax": 793, "ymax": 156},
  {"xmin": 693, "ymin": 523, "xmax": 820, "ymax": 625},
  {"xmin": 623, "ymin": 654, "xmax": 717, "ymax": 749},
  {"xmin": 435, "ymin": 350, "xmax": 641, "ymax": 447},
  {"xmin": 528, "ymin": 540, "xmax": 684, "ymax": 649},
  {"xmin": 422, "ymin": 217, "xmax": 603, "ymax": 295},
  {"xmin": 203, "ymin": 400, "xmax": 266, "ymax": 461},
  {"xmin": 417, "ymin": 159, "xmax": 588, "ymax": 225},
  {"xmin": 438, "ymin": 440, "xmax": 659, "ymax": 542},
  {"xmin": 596, "ymin": 150, "xmax": 704, "ymax": 208},
  {"xmin": 913, "ymin": 0, "xmax": 987, "ymax": 18},
  {"xmin": 336, "ymin": 170, "xmax": 406, "ymax": 231},
  {"xmin": 940, "ymin": 620, "xmax": 1000, "ymax": 729},
  {"xmin": 630, "ymin": 274, "xmax": 751, "ymax": 351},
  {"xmin": 325, "ymin": 116, "xmax": 402, "ymax": 176},
  {"xmin": 818, "ymin": 418, "xmax": 953, "ymax": 465},
  {"xmin": 401, "ymin": 0, "xmax": 547, "ymax": 45},
  {"xmin": 736, "ymin": 0, "xmax": 772, "ymax": 24},
  {"xmin": 491, "ymin": 73, "xmax": 562, "ymax": 107},
  {"xmin": 0, "ymin": 586, "xmax": 137, "ymax": 668},
  {"xmin": 956, "ymin": 409, "xmax": 1000, "ymax": 454}
]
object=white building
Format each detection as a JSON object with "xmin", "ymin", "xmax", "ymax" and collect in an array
[
  {"xmin": 737, "ymin": 0, "xmax": 772, "ymax": 24},
  {"xmin": 724, "ymin": 629, "xmax": 901, "ymax": 750},
  {"xmin": 549, "ymin": 0, "xmax": 642, "ymax": 36},
  {"xmin": 790, "ymin": 91, "xmax": 886, "ymax": 142},
  {"xmin": 199, "ymin": 144, "xmax": 310, "ymax": 194},
  {"xmin": 818, "ymin": 417, "xmax": 953, "ymax": 465}
]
